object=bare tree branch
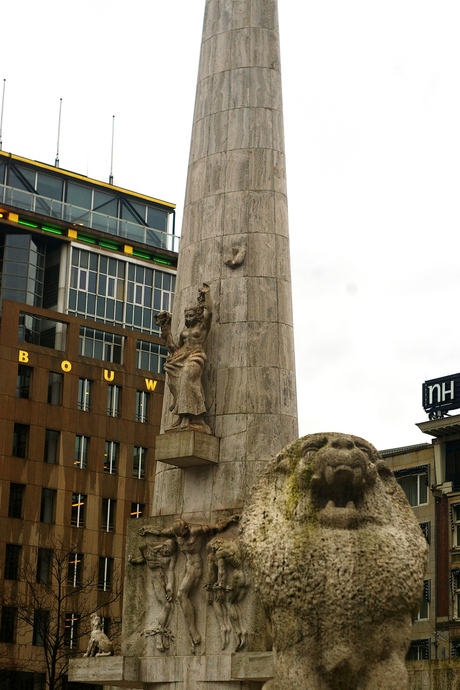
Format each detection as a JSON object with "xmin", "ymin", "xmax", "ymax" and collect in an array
[{"xmin": 0, "ymin": 537, "xmax": 121, "ymax": 690}]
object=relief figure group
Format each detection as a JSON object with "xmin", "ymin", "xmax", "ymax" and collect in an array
[{"xmin": 130, "ymin": 516, "xmax": 246, "ymax": 654}]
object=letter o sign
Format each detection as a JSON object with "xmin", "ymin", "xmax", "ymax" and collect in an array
[{"xmin": 61, "ymin": 360, "xmax": 72, "ymax": 373}]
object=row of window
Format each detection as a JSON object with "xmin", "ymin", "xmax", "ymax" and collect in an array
[
  {"xmin": 69, "ymin": 248, "xmax": 175, "ymax": 335},
  {"xmin": 7, "ymin": 483, "xmax": 144, "ymax": 528},
  {"xmin": 0, "ymin": 605, "xmax": 111, "ymax": 649},
  {"xmin": 0, "ymin": 159, "xmax": 171, "ymax": 246},
  {"xmin": 18, "ymin": 314, "xmax": 168, "ymax": 371},
  {"xmin": 396, "ymin": 443, "xmax": 460, "ymax": 506},
  {"xmin": 18, "ymin": 367, "xmax": 155, "ymax": 419},
  {"xmin": 12, "ymin": 420, "xmax": 148, "ymax": 475},
  {"xmin": 4, "ymin": 546, "xmax": 115, "ymax": 591}
]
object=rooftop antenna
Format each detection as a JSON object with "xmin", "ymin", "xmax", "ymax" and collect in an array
[
  {"xmin": 0, "ymin": 79, "xmax": 6, "ymax": 151},
  {"xmin": 109, "ymin": 115, "xmax": 115, "ymax": 184},
  {"xmin": 55, "ymin": 97, "xmax": 62, "ymax": 167}
]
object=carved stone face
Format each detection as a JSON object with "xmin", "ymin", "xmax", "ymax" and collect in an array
[
  {"xmin": 161, "ymin": 539, "xmax": 177, "ymax": 557},
  {"xmin": 172, "ymin": 519, "xmax": 190, "ymax": 538},
  {"xmin": 303, "ymin": 433, "xmax": 378, "ymax": 525},
  {"xmin": 184, "ymin": 308, "xmax": 198, "ymax": 327},
  {"xmin": 91, "ymin": 615, "xmax": 101, "ymax": 631},
  {"xmin": 207, "ymin": 537, "xmax": 222, "ymax": 553}
]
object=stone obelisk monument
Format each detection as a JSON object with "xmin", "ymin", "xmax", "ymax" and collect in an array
[{"xmin": 123, "ymin": 0, "xmax": 297, "ymax": 687}]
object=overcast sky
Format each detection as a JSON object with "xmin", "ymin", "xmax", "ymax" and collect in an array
[{"xmin": 2, "ymin": 1, "xmax": 460, "ymax": 450}]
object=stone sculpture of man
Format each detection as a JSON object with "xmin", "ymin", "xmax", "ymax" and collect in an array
[
  {"xmin": 139, "ymin": 516, "xmax": 237, "ymax": 653},
  {"xmin": 128, "ymin": 539, "xmax": 178, "ymax": 652},
  {"xmin": 154, "ymin": 283, "xmax": 212, "ymax": 433},
  {"xmin": 205, "ymin": 536, "xmax": 248, "ymax": 651}
]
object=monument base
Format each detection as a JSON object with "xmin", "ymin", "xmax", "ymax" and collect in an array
[
  {"xmin": 69, "ymin": 652, "xmax": 272, "ymax": 688},
  {"xmin": 155, "ymin": 430, "xmax": 219, "ymax": 467},
  {"xmin": 68, "ymin": 656, "xmax": 142, "ymax": 688}
]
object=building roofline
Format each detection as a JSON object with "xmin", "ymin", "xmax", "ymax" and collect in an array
[
  {"xmin": 379, "ymin": 443, "xmax": 433, "ymax": 458},
  {"xmin": 0, "ymin": 150, "xmax": 176, "ymax": 210}
]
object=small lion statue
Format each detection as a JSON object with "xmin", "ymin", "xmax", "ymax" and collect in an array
[
  {"xmin": 83, "ymin": 613, "xmax": 114, "ymax": 657},
  {"xmin": 240, "ymin": 432, "xmax": 428, "ymax": 690}
]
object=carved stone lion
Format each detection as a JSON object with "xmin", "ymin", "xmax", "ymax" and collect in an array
[
  {"xmin": 240, "ymin": 433, "xmax": 428, "ymax": 690},
  {"xmin": 83, "ymin": 614, "xmax": 114, "ymax": 658}
]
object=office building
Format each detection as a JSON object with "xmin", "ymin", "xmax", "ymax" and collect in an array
[
  {"xmin": 384, "ymin": 373, "xmax": 460, "ymax": 662},
  {"xmin": 0, "ymin": 150, "xmax": 178, "ymax": 689}
]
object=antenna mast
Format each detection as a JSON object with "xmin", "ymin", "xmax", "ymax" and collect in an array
[
  {"xmin": 55, "ymin": 98, "xmax": 62, "ymax": 167},
  {"xmin": 0, "ymin": 79, "xmax": 6, "ymax": 151},
  {"xmin": 109, "ymin": 115, "xmax": 115, "ymax": 184}
]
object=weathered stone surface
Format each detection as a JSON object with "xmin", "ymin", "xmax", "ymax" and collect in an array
[
  {"xmin": 231, "ymin": 652, "xmax": 274, "ymax": 681},
  {"xmin": 240, "ymin": 432, "xmax": 428, "ymax": 690},
  {"xmin": 68, "ymin": 656, "xmax": 141, "ymax": 687},
  {"xmin": 120, "ymin": 0, "xmax": 298, "ymax": 687},
  {"xmin": 155, "ymin": 430, "xmax": 220, "ymax": 468},
  {"xmin": 123, "ymin": 515, "xmax": 259, "ymax": 661}
]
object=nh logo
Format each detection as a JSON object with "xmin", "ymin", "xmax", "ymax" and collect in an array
[{"xmin": 427, "ymin": 380, "xmax": 455, "ymax": 405}]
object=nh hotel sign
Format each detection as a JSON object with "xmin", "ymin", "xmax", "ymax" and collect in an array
[{"xmin": 423, "ymin": 373, "xmax": 460, "ymax": 417}]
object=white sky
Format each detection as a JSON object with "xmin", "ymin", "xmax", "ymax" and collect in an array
[{"xmin": 2, "ymin": 1, "xmax": 460, "ymax": 451}]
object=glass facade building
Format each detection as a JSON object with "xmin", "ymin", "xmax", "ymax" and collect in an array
[{"xmin": 0, "ymin": 149, "xmax": 177, "ymax": 689}]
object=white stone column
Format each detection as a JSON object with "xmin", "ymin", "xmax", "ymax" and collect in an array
[
  {"xmin": 154, "ymin": 0, "xmax": 298, "ymax": 519},
  {"xmin": 122, "ymin": 2, "xmax": 297, "ymax": 685}
]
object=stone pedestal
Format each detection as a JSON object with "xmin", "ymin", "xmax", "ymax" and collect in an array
[
  {"xmin": 155, "ymin": 431, "xmax": 219, "ymax": 467},
  {"xmin": 70, "ymin": 652, "xmax": 273, "ymax": 688},
  {"xmin": 68, "ymin": 656, "xmax": 142, "ymax": 688}
]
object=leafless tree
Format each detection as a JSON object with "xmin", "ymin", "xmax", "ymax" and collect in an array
[{"xmin": 0, "ymin": 538, "xmax": 121, "ymax": 690}]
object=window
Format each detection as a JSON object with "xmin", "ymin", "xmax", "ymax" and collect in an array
[
  {"xmin": 33, "ymin": 610, "xmax": 49, "ymax": 647},
  {"xmin": 453, "ymin": 507, "xmax": 460, "ymax": 547},
  {"xmin": 8, "ymin": 483, "xmax": 25, "ymax": 518},
  {"xmin": 100, "ymin": 617, "xmax": 111, "ymax": 637},
  {"xmin": 68, "ymin": 553, "xmax": 83, "ymax": 588},
  {"xmin": 13, "ymin": 423, "xmax": 29, "ymax": 457},
  {"xmin": 48, "ymin": 371, "xmax": 63, "ymax": 404},
  {"xmin": 453, "ymin": 571, "xmax": 460, "ymax": 619},
  {"xmin": 77, "ymin": 378, "xmax": 91, "ymax": 410},
  {"xmin": 79, "ymin": 326, "xmax": 123, "ymax": 364},
  {"xmin": 101, "ymin": 498, "xmax": 116, "ymax": 532},
  {"xmin": 0, "ymin": 606, "xmax": 17, "ymax": 643},
  {"xmin": 416, "ymin": 580, "xmax": 430, "ymax": 621},
  {"xmin": 126, "ymin": 265, "xmax": 176, "ymax": 334},
  {"xmin": 40, "ymin": 488, "xmax": 56, "ymax": 524},
  {"xmin": 446, "ymin": 441, "xmax": 460, "ymax": 490},
  {"xmin": 98, "ymin": 557, "xmax": 113, "ymax": 591},
  {"xmin": 36, "ymin": 549, "xmax": 53, "ymax": 585},
  {"xmin": 135, "ymin": 391, "xmax": 149, "ymax": 423},
  {"xmin": 4, "ymin": 545, "xmax": 21, "ymax": 580},
  {"xmin": 44, "ymin": 429, "xmax": 60, "ymax": 464},
  {"xmin": 107, "ymin": 384, "xmax": 121, "ymax": 417},
  {"xmin": 396, "ymin": 471, "xmax": 428, "ymax": 507},
  {"xmin": 68, "ymin": 248, "xmax": 125, "ymax": 324},
  {"xmin": 133, "ymin": 446, "xmax": 146, "ymax": 478},
  {"xmin": 420, "ymin": 522, "xmax": 430, "ymax": 544},
  {"xmin": 406, "ymin": 639, "xmax": 430, "ymax": 660},
  {"xmin": 74, "ymin": 435, "xmax": 89, "ymax": 469},
  {"xmin": 71, "ymin": 493, "xmax": 86, "ymax": 527},
  {"xmin": 18, "ymin": 311, "xmax": 66, "ymax": 350},
  {"xmin": 64, "ymin": 613, "xmax": 79, "ymax": 648},
  {"xmin": 16, "ymin": 364, "xmax": 32, "ymax": 398},
  {"xmin": 131, "ymin": 502, "xmax": 145, "ymax": 519},
  {"xmin": 136, "ymin": 340, "xmax": 168, "ymax": 373},
  {"xmin": 104, "ymin": 441, "xmax": 119, "ymax": 474}
]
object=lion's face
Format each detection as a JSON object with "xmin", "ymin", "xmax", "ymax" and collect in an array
[{"xmin": 299, "ymin": 433, "xmax": 380, "ymax": 527}]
